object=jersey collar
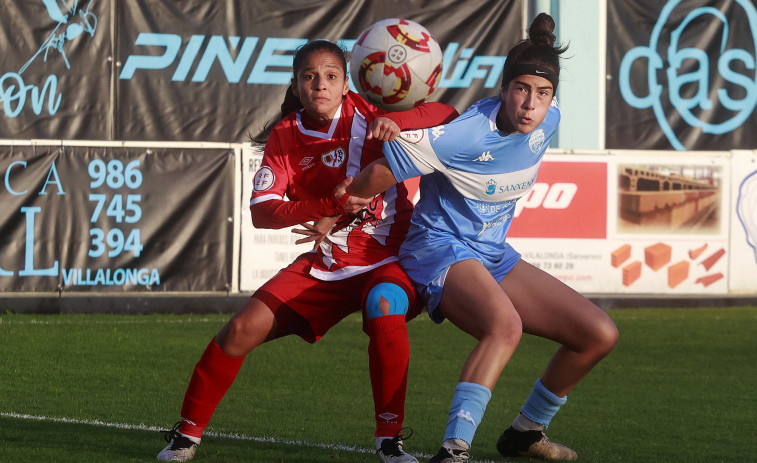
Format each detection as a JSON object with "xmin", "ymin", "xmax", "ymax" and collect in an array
[{"xmin": 295, "ymin": 100, "xmax": 344, "ymax": 140}]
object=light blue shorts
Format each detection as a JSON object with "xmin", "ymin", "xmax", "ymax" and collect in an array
[{"xmin": 398, "ymin": 231, "xmax": 521, "ymax": 323}]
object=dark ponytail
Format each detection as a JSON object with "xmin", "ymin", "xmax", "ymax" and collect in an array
[
  {"xmin": 250, "ymin": 83, "xmax": 303, "ymax": 144},
  {"xmin": 279, "ymin": 84, "xmax": 303, "ymax": 120}
]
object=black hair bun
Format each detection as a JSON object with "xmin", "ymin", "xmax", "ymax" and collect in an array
[{"xmin": 528, "ymin": 13, "xmax": 556, "ymax": 47}]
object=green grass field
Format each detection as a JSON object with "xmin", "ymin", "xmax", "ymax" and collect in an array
[{"xmin": 0, "ymin": 306, "xmax": 755, "ymax": 462}]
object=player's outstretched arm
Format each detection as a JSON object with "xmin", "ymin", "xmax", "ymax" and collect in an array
[{"xmin": 344, "ymin": 158, "xmax": 398, "ymax": 214}]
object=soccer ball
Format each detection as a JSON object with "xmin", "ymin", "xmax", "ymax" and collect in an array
[{"xmin": 350, "ymin": 18, "xmax": 443, "ymax": 111}]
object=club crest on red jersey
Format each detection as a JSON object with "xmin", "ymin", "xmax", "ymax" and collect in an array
[{"xmin": 321, "ymin": 147, "xmax": 346, "ymax": 168}]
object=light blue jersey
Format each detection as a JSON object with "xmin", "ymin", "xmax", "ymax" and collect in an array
[{"xmin": 383, "ymin": 96, "xmax": 560, "ymax": 320}]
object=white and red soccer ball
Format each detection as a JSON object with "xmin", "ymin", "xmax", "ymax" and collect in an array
[{"xmin": 350, "ymin": 18, "xmax": 443, "ymax": 111}]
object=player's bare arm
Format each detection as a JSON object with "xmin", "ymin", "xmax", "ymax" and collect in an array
[{"xmin": 344, "ymin": 159, "xmax": 398, "ymax": 214}]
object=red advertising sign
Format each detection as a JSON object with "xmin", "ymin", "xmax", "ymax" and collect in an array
[{"xmin": 508, "ymin": 160, "xmax": 607, "ymax": 239}]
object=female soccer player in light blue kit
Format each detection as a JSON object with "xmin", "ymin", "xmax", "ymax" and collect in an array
[{"xmin": 338, "ymin": 13, "xmax": 619, "ymax": 463}]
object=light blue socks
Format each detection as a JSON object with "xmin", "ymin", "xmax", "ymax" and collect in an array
[
  {"xmin": 520, "ymin": 378, "xmax": 567, "ymax": 428},
  {"xmin": 443, "ymin": 382, "xmax": 492, "ymax": 446}
]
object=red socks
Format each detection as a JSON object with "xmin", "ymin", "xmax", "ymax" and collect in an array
[
  {"xmin": 178, "ymin": 339, "xmax": 245, "ymax": 438},
  {"xmin": 367, "ymin": 314, "xmax": 410, "ymax": 437},
  {"xmin": 177, "ymin": 319, "xmax": 409, "ymax": 439}
]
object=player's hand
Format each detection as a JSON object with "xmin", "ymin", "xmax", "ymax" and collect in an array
[
  {"xmin": 343, "ymin": 195, "xmax": 372, "ymax": 215},
  {"xmin": 334, "ymin": 177, "xmax": 372, "ymax": 214},
  {"xmin": 366, "ymin": 117, "xmax": 401, "ymax": 141},
  {"xmin": 292, "ymin": 217, "xmax": 338, "ymax": 248},
  {"xmin": 333, "ymin": 176, "xmax": 353, "ymax": 200}
]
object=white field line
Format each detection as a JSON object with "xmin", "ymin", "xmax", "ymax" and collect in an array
[
  {"xmin": 1, "ymin": 411, "xmax": 374, "ymax": 455},
  {"xmin": 0, "ymin": 411, "xmax": 499, "ymax": 462}
]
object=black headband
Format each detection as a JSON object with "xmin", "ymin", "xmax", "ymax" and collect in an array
[{"xmin": 501, "ymin": 63, "xmax": 558, "ymax": 90}]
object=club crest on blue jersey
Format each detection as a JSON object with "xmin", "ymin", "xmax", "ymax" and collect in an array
[{"xmin": 529, "ymin": 129, "xmax": 546, "ymax": 154}]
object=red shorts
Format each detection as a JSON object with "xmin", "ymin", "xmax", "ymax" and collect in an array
[{"xmin": 253, "ymin": 253, "xmax": 420, "ymax": 343}]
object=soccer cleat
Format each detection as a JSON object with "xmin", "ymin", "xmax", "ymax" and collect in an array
[
  {"xmin": 157, "ymin": 422, "xmax": 201, "ymax": 462},
  {"xmin": 496, "ymin": 427, "xmax": 577, "ymax": 461},
  {"xmin": 427, "ymin": 446, "xmax": 470, "ymax": 463},
  {"xmin": 377, "ymin": 428, "xmax": 419, "ymax": 463}
]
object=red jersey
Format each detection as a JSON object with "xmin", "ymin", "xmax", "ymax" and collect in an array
[{"xmin": 250, "ymin": 91, "xmax": 457, "ymax": 281}]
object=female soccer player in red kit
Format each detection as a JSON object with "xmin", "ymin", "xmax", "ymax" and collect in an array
[{"xmin": 157, "ymin": 39, "xmax": 458, "ymax": 463}]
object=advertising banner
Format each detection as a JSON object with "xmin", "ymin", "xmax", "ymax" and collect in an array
[
  {"xmin": 507, "ymin": 155, "xmax": 612, "ymax": 293},
  {"xmin": 114, "ymin": 0, "xmax": 522, "ymax": 142},
  {"xmin": 509, "ymin": 152, "xmax": 731, "ymax": 295},
  {"xmin": 0, "ymin": 144, "xmax": 235, "ymax": 293},
  {"xmin": 729, "ymin": 150, "xmax": 757, "ymax": 293},
  {"xmin": 509, "ymin": 159, "xmax": 608, "ymax": 240},
  {"xmin": 606, "ymin": 0, "xmax": 757, "ymax": 151},
  {"xmin": 0, "ymin": 1, "xmax": 113, "ymax": 140},
  {"xmin": 239, "ymin": 149, "xmax": 740, "ymax": 296},
  {"xmin": 1, "ymin": 0, "xmax": 522, "ymax": 142},
  {"xmin": 239, "ymin": 146, "xmax": 306, "ymax": 292}
]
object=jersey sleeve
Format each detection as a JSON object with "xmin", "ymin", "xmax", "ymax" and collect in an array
[
  {"xmin": 349, "ymin": 91, "xmax": 459, "ymax": 130},
  {"xmin": 250, "ymin": 197, "xmax": 343, "ymax": 229},
  {"xmin": 382, "ymin": 98, "xmax": 492, "ymax": 184},
  {"xmin": 382, "ymin": 129, "xmax": 448, "ymax": 183},
  {"xmin": 382, "ymin": 102, "xmax": 459, "ymax": 130},
  {"xmin": 249, "ymin": 129, "xmax": 344, "ymax": 229}
]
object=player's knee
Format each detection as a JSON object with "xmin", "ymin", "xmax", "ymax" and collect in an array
[
  {"xmin": 484, "ymin": 308, "xmax": 522, "ymax": 349},
  {"xmin": 594, "ymin": 317, "xmax": 619, "ymax": 357},
  {"xmin": 365, "ymin": 283, "xmax": 409, "ymax": 319}
]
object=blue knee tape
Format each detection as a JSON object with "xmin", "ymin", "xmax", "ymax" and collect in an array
[{"xmin": 365, "ymin": 283, "xmax": 409, "ymax": 319}]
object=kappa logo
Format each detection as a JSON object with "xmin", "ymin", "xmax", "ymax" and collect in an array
[
  {"xmin": 473, "ymin": 151, "xmax": 494, "ymax": 162},
  {"xmin": 322, "ymin": 147, "xmax": 346, "ymax": 168},
  {"xmin": 455, "ymin": 409, "xmax": 476, "ymax": 425},
  {"xmin": 431, "ymin": 126, "xmax": 445, "ymax": 141}
]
